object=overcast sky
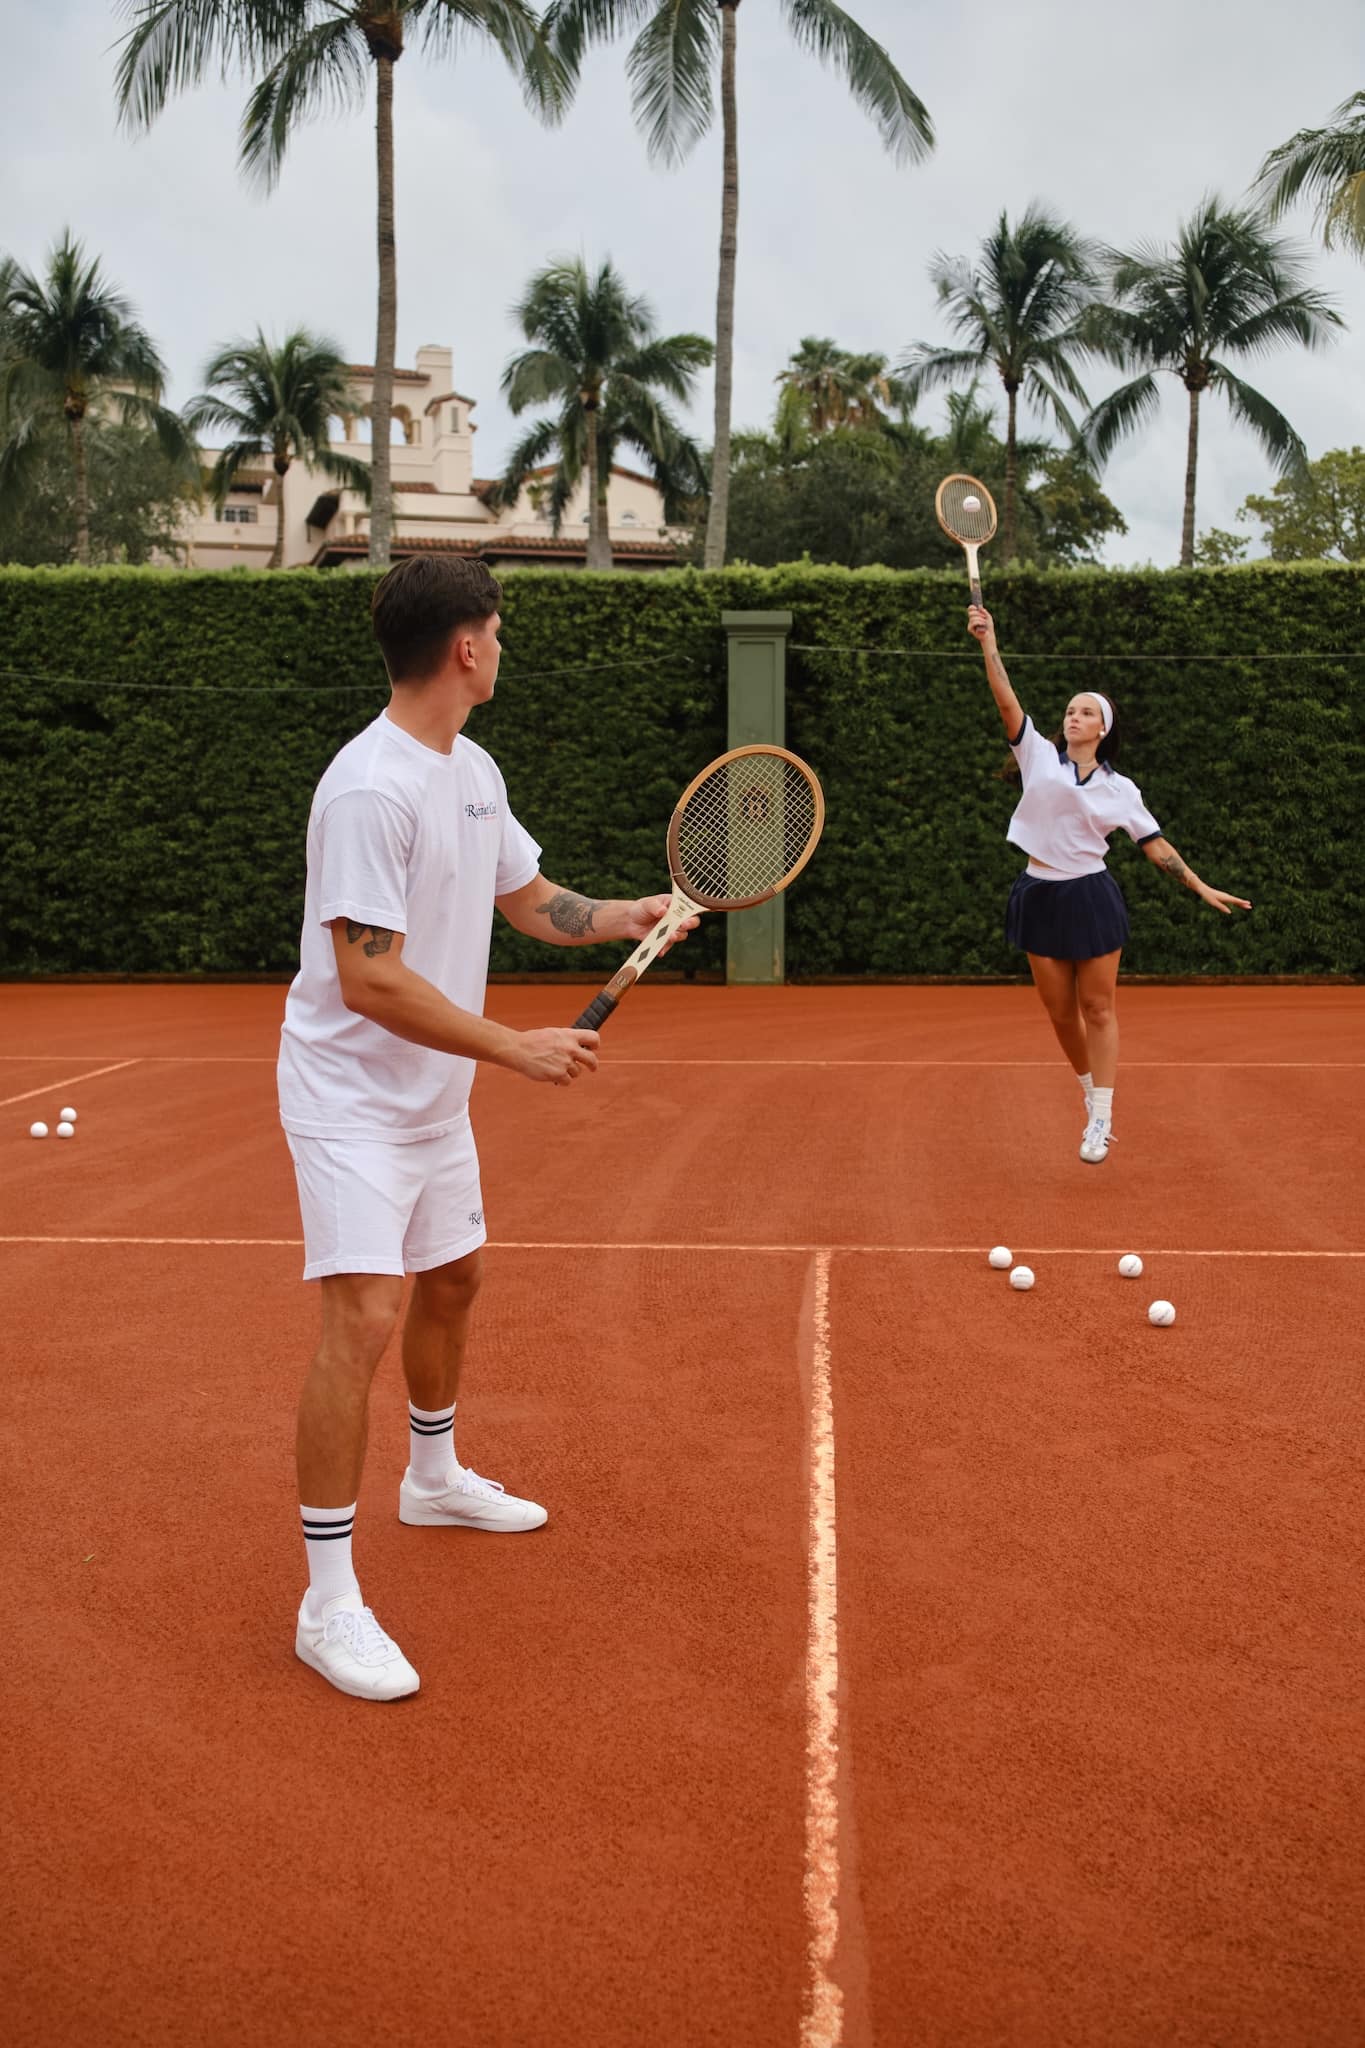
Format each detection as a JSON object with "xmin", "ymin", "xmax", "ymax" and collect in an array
[{"xmin": 4, "ymin": 0, "xmax": 1362, "ymax": 565}]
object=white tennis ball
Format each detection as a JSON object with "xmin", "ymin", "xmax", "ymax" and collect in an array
[
  {"xmin": 29, "ymin": 1121, "xmax": 49, "ymax": 1139},
  {"xmin": 1118, "ymin": 1254, "xmax": 1143, "ymax": 1278},
  {"xmin": 1009, "ymin": 1265, "xmax": 1035, "ymax": 1291},
  {"xmin": 988, "ymin": 1245, "xmax": 1012, "ymax": 1270},
  {"xmin": 1148, "ymin": 1300, "xmax": 1176, "ymax": 1327},
  {"xmin": 962, "ymin": 493, "xmax": 981, "ymax": 512},
  {"xmin": 59, "ymin": 1106, "xmax": 77, "ymax": 1122},
  {"xmin": 56, "ymin": 1121, "xmax": 75, "ymax": 1139}
]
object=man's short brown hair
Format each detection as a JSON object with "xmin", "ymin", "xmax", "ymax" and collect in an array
[{"xmin": 370, "ymin": 555, "xmax": 502, "ymax": 682}]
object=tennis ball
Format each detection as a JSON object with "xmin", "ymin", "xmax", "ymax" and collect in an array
[
  {"xmin": 1009, "ymin": 1265, "xmax": 1035, "ymax": 1291},
  {"xmin": 1148, "ymin": 1300, "xmax": 1176, "ymax": 1327},
  {"xmin": 988, "ymin": 1245, "xmax": 1012, "ymax": 1270},
  {"xmin": 962, "ymin": 494, "xmax": 981, "ymax": 511},
  {"xmin": 29, "ymin": 1121, "xmax": 49, "ymax": 1139},
  {"xmin": 59, "ymin": 1106, "xmax": 77, "ymax": 1121},
  {"xmin": 1118, "ymin": 1254, "xmax": 1143, "ymax": 1278},
  {"xmin": 56, "ymin": 1121, "xmax": 75, "ymax": 1139}
]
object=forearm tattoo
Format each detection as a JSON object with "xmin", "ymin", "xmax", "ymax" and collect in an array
[
  {"xmin": 344, "ymin": 921, "xmax": 395, "ymax": 956},
  {"xmin": 1156, "ymin": 850, "xmax": 1195, "ymax": 889},
  {"xmin": 535, "ymin": 890, "xmax": 602, "ymax": 937}
]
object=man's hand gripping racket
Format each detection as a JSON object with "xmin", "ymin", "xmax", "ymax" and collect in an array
[{"xmin": 571, "ymin": 744, "xmax": 826, "ymax": 1032}]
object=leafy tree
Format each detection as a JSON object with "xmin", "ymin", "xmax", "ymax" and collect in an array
[
  {"xmin": 899, "ymin": 206, "xmax": 1097, "ymax": 560},
  {"xmin": 1255, "ymin": 92, "xmax": 1365, "ymax": 256},
  {"xmin": 184, "ymin": 329, "xmax": 371, "ymax": 569},
  {"xmin": 1192, "ymin": 526, "xmax": 1251, "ymax": 567},
  {"xmin": 1240, "ymin": 446, "xmax": 1365, "ymax": 561},
  {"xmin": 1084, "ymin": 198, "xmax": 1342, "ymax": 566},
  {"xmin": 773, "ymin": 336, "xmax": 910, "ymax": 451},
  {"xmin": 545, "ymin": 0, "xmax": 932, "ymax": 567},
  {"xmin": 0, "ymin": 413, "xmax": 199, "ymax": 565},
  {"xmin": 1, "ymin": 230, "xmax": 191, "ymax": 564},
  {"xmin": 114, "ymin": 0, "xmax": 567, "ymax": 566},
  {"xmin": 1023, "ymin": 448, "xmax": 1127, "ymax": 567},
  {"xmin": 491, "ymin": 257, "xmax": 711, "ymax": 567}
]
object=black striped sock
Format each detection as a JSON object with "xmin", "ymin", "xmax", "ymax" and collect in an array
[
  {"xmin": 408, "ymin": 1402, "xmax": 458, "ymax": 1487},
  {"xmin": 299, "ymin": 1502, "xmax": 358, "ymax": 1612}
]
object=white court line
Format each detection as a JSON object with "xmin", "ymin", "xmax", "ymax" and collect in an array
[
  {"xmin": 802, "ymin": 1248, "xmax": 842, "ymax": 2048},
  {"xmin": 0, "ymin": 1060, "xmax": 141, "ymax": 1109},
  {"xmin": 1, "ymin": 1236, "xmax": 1361, "ymax": 1259},
  {"xmin": 1, "ymin": 1055, "xmax": 1363, "ymax": 1069}
]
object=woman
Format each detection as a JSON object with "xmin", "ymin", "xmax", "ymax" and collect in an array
[{"xmin": 969, "ymin": 603, "xmax": 1251, "ymax": 1164}]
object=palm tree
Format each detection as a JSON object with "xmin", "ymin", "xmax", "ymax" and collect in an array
[
  {"xmin": 1255, "ymin": 93, "xmax": 1365, "ymax": 256},
  {"xmin": 490, "ymin": 256, "xmax": 711, "ymax": 567},
  {"xmin": 183, "ymin": 329, "xmax": 372, "ymax": 568},
  {"xmin": 1084, "ymin": 198, "xmax": 1343, "ymax": 566},
  {"xmin": 773, "ymin": 336, "xmax": 910, "ymax": 451},
  {"xmin": 546, "ymin": 0, "xmax": 932, "ymax": 567},
  {"xmin": 114, "ymin": 1, "xmax": 567, "ymax": 567},
  {"xmin": 898, "ymin": 206, "xmax": 1097, "ymax": 560},
  {"xmin": 0, "ymin": 230, "xmax": 191, "ymax": 565}
]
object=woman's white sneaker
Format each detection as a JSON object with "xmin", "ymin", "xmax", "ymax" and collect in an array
[
  {"xmin": 398, "ymin": 1464, "xmax": 547, "ymax": 1531},
  {"xmin": 295, "ymin": 1590, "xmax": 420, "ymax": 1700},
  {"xmin": 1079, "ymin": 1116, "xmax": 1114, "ymax": 1165}
]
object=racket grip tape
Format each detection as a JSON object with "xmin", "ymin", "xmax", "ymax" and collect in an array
[
  {"xmin": 969, "ymin": 576, "xmax": 983, "ymax": 609},
  {"xmin": 573, "ymin": 990, "xmax": 619, "ymax": 1032}
]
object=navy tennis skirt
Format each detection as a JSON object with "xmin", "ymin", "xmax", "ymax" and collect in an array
[{"xmin": 1005, "ymin": 869, "xmax": 1130, "ymax": 960}]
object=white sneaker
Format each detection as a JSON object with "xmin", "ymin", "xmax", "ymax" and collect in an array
[
  {"xmin": 294, "ymin": 1590, "xmax": 420, "ymax": 1701},
  {"xmin": 399, "ymin": 1464, "xmax": 548, "ymax": 1532},
  {"xmin": 1079, "ymin": 1116, "xmax": 1114, "ymax": 1165}
]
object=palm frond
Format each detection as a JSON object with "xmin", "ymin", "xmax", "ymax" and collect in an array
[
  {"xmin": 542, "ymin": 0, "xmax": 656, "ymax": 80},
  {"xmin": 1083, "ymin": 374, "xmax": 1161, "ymax": 467},
  {"xmin": 113, "ymin": 0, "xmax": 309, "ymax": 132},
  {"xmin": 239, "ymin": 15, "xmax": 369, "ymax": 188},
  {"xmin": 626, "ymin": 0, "xmax": 719, "ymax": 167},
  {"xmin": 781, "ymin": 0, "xmax": 932, "ymax": 164},
  {"xmin": 1208, "ymin": 362, "xmax": 1306, "ymax": 474},
  {"xmin": 1253, "ymin": 92, "xmax": 1365, "ymax": 250},
  {"xmin": 419, "ymin": 0, "xmax": 574, "ymax": 122}
]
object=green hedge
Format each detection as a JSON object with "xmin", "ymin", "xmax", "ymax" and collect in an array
[{"xmin": 1, "ymin": 560, "xmax": 1361, "ymax": 977}]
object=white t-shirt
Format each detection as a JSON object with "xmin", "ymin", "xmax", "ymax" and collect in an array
[
  {"xmin": 1006, "ymin": 715, "xmax": 1161, "ymax": 878},
  {"xmin": 278, "ymin": 712, "xmax": 541, "ymax": 1141}
]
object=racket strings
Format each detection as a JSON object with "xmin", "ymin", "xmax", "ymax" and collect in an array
[
  {"xmin": 675, "ymin": 754, "xmax": 818, "ymax": 905},
  {"xmin": 936, "ymin": 476, "xmax": 997, "ymax": 545}
]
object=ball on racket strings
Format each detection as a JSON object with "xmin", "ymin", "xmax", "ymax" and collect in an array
[
  {"xmin": 1118, "ymin": 1254, "xmax": 1143, "ymax": 1278},
  {"xmin": 56, "ymin": 1121, "xmax": 75, "ymax": 1139},
  {"xmin": 1009, "ymin": 1265, "xmax": 1035, "ymax": 1291},
  {"xmin": 962, "ymin": 494, "xmax": 981, "ymax": 512},
  {"xmin": 29, "ymin": 1121, "xmax": 49, "ymax": 1139},
  {"xmin": 1148, "ymin": 1300, "xmax": 1176, "ymax": 1327},
  {"xmin": 988, "ymin": 1245, "xmax": 1012, "ymax": 1270},
  {"xmin": 59, "ymin": 1106, "xmax": 77, "ymax": 1122}
]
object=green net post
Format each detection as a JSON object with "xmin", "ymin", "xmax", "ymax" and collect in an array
[{"xmin": 722, "ymin": 609, "xmax": 792, "ymax": 985}]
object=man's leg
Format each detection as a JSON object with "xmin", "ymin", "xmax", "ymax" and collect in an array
[
  {"xmin": 295, "ymin": 1272, "xmax": 419, "ymax": 1700},
  {"xmin": 397, "ymin": 1251, "xmax": 546, "ymax": 1532}
]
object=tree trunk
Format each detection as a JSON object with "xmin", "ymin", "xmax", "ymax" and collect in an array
[
  {"xmin": 270, "ymin": 452, "xmax": 291, "ymax": 570},
  {"xmin": 1003, "ymin": 383, "xmax": 1019, "ymax": 559},
  {"xmin": 703, "ymin": 3, "xmax": 739, "ymax": 570},
  {"xmin": 1180, "ymin": 381, "xmax": 1200, "ymax": 567},
  {"xmin": 584, "ymin": 405, "xmax": 612, "ymax": 569},
  {"xmin": 68, "ymin": 405, "xmax": 91, "ymax": 567},
  {"xmin": 369, "ymin": 51, "xmax": 397, "ymax": 567}
]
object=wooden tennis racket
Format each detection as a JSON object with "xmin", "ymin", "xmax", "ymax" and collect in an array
[
  {"xmin": 571, "ymin": 744, "xmax": 825, "ymax": 1032},
  {"xmin": 935, "ymin": 474, "xmax": 998, "ymax": 608}
]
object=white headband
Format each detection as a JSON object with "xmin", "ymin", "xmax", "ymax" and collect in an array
[{"xmin": 1082, "ymin": 693, "xmax": 1114, "ymax": 736}]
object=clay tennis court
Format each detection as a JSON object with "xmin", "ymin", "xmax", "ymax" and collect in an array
[{"xmin": 3, "ymin": 980, "xmax": 1363, "ymax": 2047}]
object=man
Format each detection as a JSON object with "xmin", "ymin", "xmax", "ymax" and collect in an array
[{"xmin": 278, "ymin": 555, "xmax": 691, "ymax": 1701}]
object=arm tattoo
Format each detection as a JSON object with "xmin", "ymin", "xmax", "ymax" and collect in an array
[
  {"xmin": 535, "ymin": 890, "xmax": 602, "ymax": 938},
  {"xmin": 1156, "ymin": 850, "xmax": 1193, "ymax": 888},
  {"xmin": 344, "ymin": 921, "xmax": 395, "ymax": 956}
]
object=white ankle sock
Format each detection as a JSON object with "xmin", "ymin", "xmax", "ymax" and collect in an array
[
  {"xmin": 1090, "ymin": 1087, "xmax": 1113, "ymax": 1123},
  {"xmin": 408, "ymin": 1401, "xmax": 458, "ymax": 1489},
  {"xmin": 1078, "ymin": 1070, "xmax": 1094, "ymax": 1095},
  {"xmin": 300, "ymin": 1502, "xmax": 359, "ymax": 1615}
]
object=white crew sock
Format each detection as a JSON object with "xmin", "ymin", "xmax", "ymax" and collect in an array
[
  {"xmin": 1077, "ymin": 1070, "xmax": 1094, "ymax": 1095},
  {"xmin": 300, "ymin": 1502, "xmax": 359, "ymax": 1617},
  {"xmin": 1089, "ymin": 1086, "xmax": 1114, "ymax": 1125},
  {"xmin": 408, "ymin": 1401, "xmax": 458, "ymax": 1490}
]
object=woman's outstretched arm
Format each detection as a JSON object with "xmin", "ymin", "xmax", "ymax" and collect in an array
[
  {"xmin": 1141, "ymin": 836, "xmax": 1253, "ymax": 915},
  {"xmin": 968, "ymin": 604, "xmax": 1025, "ymax": 741}
]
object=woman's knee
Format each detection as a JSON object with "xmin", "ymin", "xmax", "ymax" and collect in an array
[{"xmin": 1079, "ymin": 993, "xmax": 1114, "ymax": 1029}]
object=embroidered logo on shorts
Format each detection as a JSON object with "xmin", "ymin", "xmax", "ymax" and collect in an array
[
  {"xmin": 468, "ymin": 1208, "xmax": 484, "ymax": 1227},
  {"xmin": 464, "ymin": 801, "xmax": 499, "ymax": 821}
]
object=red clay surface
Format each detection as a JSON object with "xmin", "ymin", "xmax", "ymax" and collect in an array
[{"xmin": 2, "ymin": 981, "xmax": 1363, "ymax": 2047}]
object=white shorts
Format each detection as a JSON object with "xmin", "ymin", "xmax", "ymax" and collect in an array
[{"xmin": 286, "ymin": 1118, "xmax": 487, "ymax": 1282}]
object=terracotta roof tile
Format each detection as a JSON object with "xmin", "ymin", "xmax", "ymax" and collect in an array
[
  {"xmin": 313, "ymin": 532, "xmax": 680, "ymax": 567},
  {"xmin": 344, "ymin": 364, "xmax": 429, "ymax": 384}
]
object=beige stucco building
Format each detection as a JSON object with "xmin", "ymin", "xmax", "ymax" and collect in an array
[{"xmin": 184, "ymin": 344, "xmax": 683, "ymax": 572}]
